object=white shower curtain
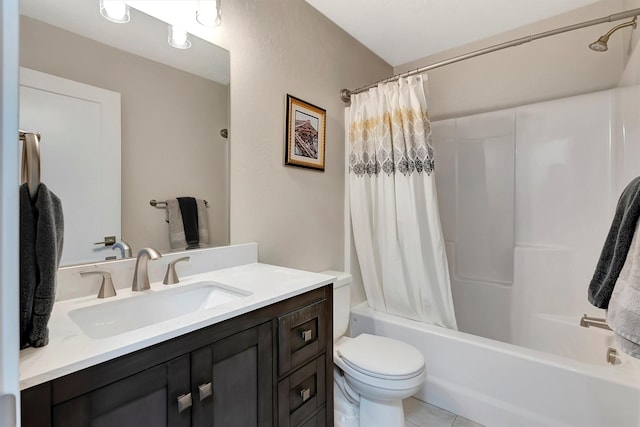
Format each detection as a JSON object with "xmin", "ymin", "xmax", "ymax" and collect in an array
[{"xmin": 348, "ymin": 75, "xmax": 457, "ymax": 329}]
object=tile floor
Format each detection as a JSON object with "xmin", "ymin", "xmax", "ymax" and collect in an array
[{"xmin": 404, "ymin": 397, "xmax": 485, "ymax": 427}]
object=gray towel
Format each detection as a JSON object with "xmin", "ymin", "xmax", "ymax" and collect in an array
[
  {"xmin": 607, "ymin": 220, "xmax": 640, "ymax": 358},
  {"xmin": 588, "ymin": 176, "xmax": 640, "ymax": 309},
  {"xmin": 166, "ymin": 198, "xmax": 209, "ymax": 249},
  {"xmin": 20, "ymin": 183, "xmax": 64, "ymax": 348}
]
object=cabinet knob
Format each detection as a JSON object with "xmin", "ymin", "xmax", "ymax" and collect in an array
[
  {"xmin": 299, "ymin": 388, "xmax": 311, "ymax": 402},
  {"xmin": 177, "ymin": 393, "xmax": 192, "ymax": 413},
  {"xmin": 301, "ymin": 329, "xmax": 313, "ymax": 343},
  {"xmin": 198, "ymin": 382, "xmax": 213, "ymax": 401}
]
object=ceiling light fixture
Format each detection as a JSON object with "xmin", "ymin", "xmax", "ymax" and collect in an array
[
  {"xmin": 99, "ymin": 0, "xmax": 130, "ymax": 23},
  {"xmin": 196, "ymin": 0, "xmax": 222, "ymax": 27},
  {"xmin": 168, "ymin": 25, "xmax": 192, "ymax": 49}
]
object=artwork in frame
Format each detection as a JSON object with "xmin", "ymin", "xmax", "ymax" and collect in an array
[{"xmin": 285, "ymin": 94, "xmax": 326, "ymax": 171}]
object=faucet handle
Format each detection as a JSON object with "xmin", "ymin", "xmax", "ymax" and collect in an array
[
  {"xmin": 163, "ymin": 256, "xmax": 190, "ymax": 285},
  {"xmin": 80, "ymin": 270, "xmax": 117, "ymax": 299}
]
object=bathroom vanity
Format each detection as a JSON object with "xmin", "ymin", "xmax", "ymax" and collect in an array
[{"xmin": 19, "ymin": 250, "xmax": 334, "ymax": 427}]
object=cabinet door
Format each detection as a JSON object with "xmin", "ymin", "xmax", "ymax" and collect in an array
[
  {"xmin": 192, "ymin": 322, "xmax": 273, "ymax": 427},
  {"xmin": 52, "ymin": 355, "xmax": 191, "ymax": 427}
]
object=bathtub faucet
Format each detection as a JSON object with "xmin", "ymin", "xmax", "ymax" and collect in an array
[{"xmin": 579, "ymin": 314, "xmax": 612, "ymax": 331}]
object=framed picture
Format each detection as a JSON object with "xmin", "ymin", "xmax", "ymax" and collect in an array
[{"xmin": 285, "ymin": 94, "xmax": 326, "ymax": 171}]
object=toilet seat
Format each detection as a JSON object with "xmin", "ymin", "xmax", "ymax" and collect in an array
[
  {"xmin": 337, "ymin": 334, "xmax": 425, "ymax": 380},
  {"xmin": 334, "ymin": 334, "xmax": 426, "ymax": 391}
]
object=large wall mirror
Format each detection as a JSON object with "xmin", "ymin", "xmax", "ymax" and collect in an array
[{"xmin": 19, "ymin": 0, "xmax": 230, "ymax": 266}]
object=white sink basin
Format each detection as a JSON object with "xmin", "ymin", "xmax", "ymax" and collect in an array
[{"xmin": 68, "ymin": 281, "xmax": 251, "ymax": 339}]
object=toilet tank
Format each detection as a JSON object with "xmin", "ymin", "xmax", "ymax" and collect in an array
[{"xmin": 320, "ymin": 270, "xmax": 352, "ymax": 341}]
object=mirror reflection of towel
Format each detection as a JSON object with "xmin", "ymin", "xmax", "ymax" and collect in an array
[
  {"xmin": 166, "ymin": 198, "xmax": 209, "ymax": 250},
  {"xmin": 20, "ymin": 183, "xmax": 64, "ymax": 349},
  {"xmin": 177, "ymin": 197, "xmax": 199, "ymax": 247}
]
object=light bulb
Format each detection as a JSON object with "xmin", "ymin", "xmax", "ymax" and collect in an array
[
  {"xmin": 196, "ymin": 0, "xmax": 221, "ymax": 27},
  {"xmin": 99, "ymin": 0, "xmax": 130, "ymax": 23},
  {"xmin": 168, "ymin": 25, "xmax": 191, "ymax": 49}
]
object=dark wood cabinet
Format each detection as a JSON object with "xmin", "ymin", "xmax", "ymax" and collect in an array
[
  {"xmin": 21, "ymin": 286, "xmax": 333, "ymax": 427},
  {"xmin": 52, "ymin": 355, "xmax": 190, "ymax": 427},
  {"xmin": 192, "ymin": 322, "xmax": 273, "ymax": 426}
]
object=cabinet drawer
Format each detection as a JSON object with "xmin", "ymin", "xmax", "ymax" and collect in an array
[
  {"xmin": 297, "ymin": 408, "xmax": 326, "ymax": 427},
  {"xmin": 278, "ymin": 299, "xmax": 327, "ymax": 376},
  {"xmin": 278, "ymin": 355, "xmax": 326, "ymax": 427}
]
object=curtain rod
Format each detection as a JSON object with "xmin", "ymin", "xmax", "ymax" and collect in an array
[{"xmin": 340, "ymin": 8, "xmax": 640, "ymax": 103}]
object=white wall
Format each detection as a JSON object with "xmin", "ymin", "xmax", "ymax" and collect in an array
[{"xmin": 214, "ymin": 1, "xmax": 392, "ymax": 272}]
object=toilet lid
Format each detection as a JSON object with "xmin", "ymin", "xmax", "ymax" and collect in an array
[{"xmin": 336, "ymin": 334, "xmax": 425, "ymax": 379}]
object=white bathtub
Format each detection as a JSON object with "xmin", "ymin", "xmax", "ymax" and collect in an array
[{"xmin": 349, "ymin": 302, "xmax": 640, "ymax": 427}]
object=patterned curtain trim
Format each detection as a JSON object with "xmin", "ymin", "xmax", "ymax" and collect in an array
[{"xmin": 349, "ymin": 107, "xmax": 434, "ymax": 177}]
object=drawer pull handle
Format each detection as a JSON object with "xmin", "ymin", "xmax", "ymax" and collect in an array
[
  {"xmin": 177, "ymin": 393, "xmax": 192, "ymax": 413},
  {"xmin": 300, "ymin": 388, "xmax": 311, "ymax": 402},
  {"xmin": 198, "ymin": 382, "xmax": 213, "ymax": 401},
  {"xmin": 301, "ymin": 329, "xmax": 313, "ymax": 342}
]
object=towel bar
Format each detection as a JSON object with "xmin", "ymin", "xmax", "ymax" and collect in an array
[{"xmin": 150, "ymin": 199, "xmax": 209, "ymax": 208}]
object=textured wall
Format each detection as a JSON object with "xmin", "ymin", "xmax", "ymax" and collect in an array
[
  {"xmin": 215, "ymin": 1, "xmax": 391, "ymax": 271},
  {"xmin": 20, "ymin": 17, "xmax": 230, "ymax": 254},
  {"xmin": 395, "ymin": 1, "xmax": 626, "ymax": 120}
]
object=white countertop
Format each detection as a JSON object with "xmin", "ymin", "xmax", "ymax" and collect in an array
[{"xmin": 20, "ymin": 263, "xmax": 334, "ymax": 390}]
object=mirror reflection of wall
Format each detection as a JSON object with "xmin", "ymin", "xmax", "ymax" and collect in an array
[{"xmin": 18, "ymin": 0, "xmax": 230, "ymax": 266}]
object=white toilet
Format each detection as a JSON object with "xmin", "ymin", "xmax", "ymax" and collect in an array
[{"xmin": 322, "ymin": 271, "xmax": 426, "ymax": 427}]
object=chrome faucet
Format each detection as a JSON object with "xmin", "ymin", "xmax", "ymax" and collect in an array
[
  {"xmin": 579, "ymin": 314, "xmax": 612, "ymax": 331},
  {"xmin": 132, "ymin": 247, "xmax": 162, "ymax": 291},
  {"xmin": 112, "ymin": 241, "xmax": 132, "ymax": 259}
]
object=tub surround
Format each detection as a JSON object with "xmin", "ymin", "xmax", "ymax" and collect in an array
[{"xmin": 20, "ymin": 243, "xmax": 336, "ymax": 390}]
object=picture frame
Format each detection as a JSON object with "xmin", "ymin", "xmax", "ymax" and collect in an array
[{"xmin": 285, "ymin": 94, "xmax": 326, "ymax": 171}]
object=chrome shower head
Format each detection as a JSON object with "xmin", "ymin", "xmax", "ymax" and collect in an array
[
  {"xmin": 589, "ymin": 35, "xmax": 610, "ymax": 52},
  {"xmin": 589, "ymin": 16, "xmax": 637, "ymax": 52}
]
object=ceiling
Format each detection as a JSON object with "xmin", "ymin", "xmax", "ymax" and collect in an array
[
  {"xmin": 305, "ymin": 0, "xmax": 601, "ymax": 66},
  {"xmin": 19, "ymin": 0, "xmax": 229, "ymax": 84}
]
